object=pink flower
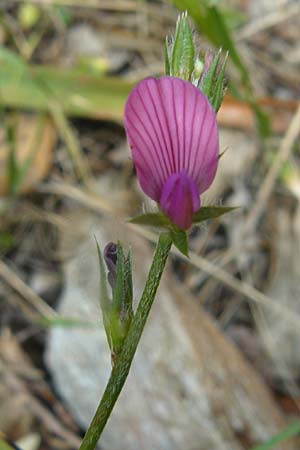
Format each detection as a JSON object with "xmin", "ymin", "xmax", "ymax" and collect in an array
[{"xmin": 124, "ymin": 76, "xmax": 219, "ymax": 230}]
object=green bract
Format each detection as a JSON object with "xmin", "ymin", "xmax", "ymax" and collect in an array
[
  {"xmin": 96, "ymin": 241, "xmax": 133, "ymax": 364},
  {"xmin": 129, "ymin": 206, "xmax": 237, "ymax": 257},
  {"xmin": 164, "ymin": 11, "xmax": 227, "ymax": 112}
]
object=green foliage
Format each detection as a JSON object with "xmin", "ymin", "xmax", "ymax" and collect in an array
[
  {"xmin": 38, "ymin": 317, "xmax": 96, "ymax": 328},
  {"xmin": 168, "ymin": 0, "xmax": 270, "ymax": 135},
  {"xmin": 130, "ymin": 205, "xmax": 236, "ymax": 256},
  {"xmin": 0, "ymin": 46, "xmax": 133, "ymax": 121},
  {"xmin": 0, "ymin": 46, "xmax": 28, "ymax": 77},
  {"xmin": 18, "ymin": 3, "xmax": 41, "ymax": 30},
  {"xmin": 192, "ymin": 206, "xmax": 237, "ymax": 223},
  {"xmin": 165, "ymin": 12, "xmax": 227, "ymax": 112},
  {"xmin": 0, "ymin": 437, "xmax": 16, "ymax": 450},
  {"xmin": 6, "ymin": 118, "xmax": 18, "ymax": 194},
  {"xmin": 53, "ymin": 5, "xmax": 73, "ymax": 26},
  {"xmin": 129, "ymin": 212, "xmax": 171, "ymax": 228},
  {"xmin": 171, "ymin": 12, "xmax": 195, "ymax": 80},
  {"xmin": 164, "ymin": 37, "xmax": 171, "ymax": 76},
  {"xmin": 0, "ymin": 231, "xmax": 15, "ymax": 252},
  {"xmin": 199, "ymin": 50, "xmax": 228, "ymax": 112},
  {"xmin": 170, "ymin": 229, "xmax": 188, "ymax": 256},
  {"xmin": 169, "ymin": 0, "xmax": 249, "ymax": 88},
  {"xmin": 130, "ymin": 211, "xmax": 189, "ymax": 254},
  {"xmin": 251, "ymin": 422, "xmax": 300, "ymax": 450},
  {"xmin": 212, "ymin": 52, "xmax": 228, "ymax": 112},
  {"xmin": 95, "ymin": 240, "xmax": 133, "ymax": 363}
]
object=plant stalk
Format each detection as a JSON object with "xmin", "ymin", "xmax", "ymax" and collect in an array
[{"xmin": 79, "ymin": 232, "xmax": 172, "ymax": 450}]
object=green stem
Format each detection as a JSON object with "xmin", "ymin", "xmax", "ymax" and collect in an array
[{"xmin": 79, "ymin": 233, "xmax": 172, "ymax": 450}]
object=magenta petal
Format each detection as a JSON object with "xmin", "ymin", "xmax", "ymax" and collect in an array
[
  {"xmin": 124, "ymin": 76, "xmax": 219, "ymax": 203},
  {"xmin": 160, "ymin": 172, "xmax": 200, "ymax": 229}
]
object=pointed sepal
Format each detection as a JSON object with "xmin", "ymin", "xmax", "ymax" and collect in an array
[
  {"xmin": 129, "ymin": 212, "xmax": 170, "ymax": 228},
  {"xmin": 198, "ymin": 49, "xmax": 228, "ymax": 112},
  {"xmin": 95, "ymin": 239, "xmax": 114, "ymax": 351},
  {"xmin": 170, "ymin": 229, "xmax": 188, "ymax": 256},
  {"xmin": 95, "ymin": 240, "xmax": 134, "ymax": 365},
  {"xmin": 192, "ymin": 206, "xmax": 237, "ymax": 223},
  {"xmin": 165, "ymin": 11, "xmax": 195, "ymax": 81}
]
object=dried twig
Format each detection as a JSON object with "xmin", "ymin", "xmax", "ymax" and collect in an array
[
  {"xmin": 237, "ymin": 2, "xmax": 300, "ymax": 41},
  {"xmin": 0, "ymin": 359, "xmax": 81, "ymax": 448},
  {"xmin": 0, "ymin": 259, "xmax": 57, "ymax": 318},
  {"xmin": 245, "ymin": 102, "xmax": 300, "ymax": 233}
]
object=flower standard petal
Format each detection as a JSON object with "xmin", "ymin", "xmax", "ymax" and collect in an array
[{"xmin": 124, "ymin": 76, "xmax": 219, "ymax": 228}]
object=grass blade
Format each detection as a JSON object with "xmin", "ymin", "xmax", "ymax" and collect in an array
[{"xmin": 251, "ymin": 422, "xmax": 300, "ymax": 450}]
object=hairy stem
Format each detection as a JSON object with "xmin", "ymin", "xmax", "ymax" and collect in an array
[{"xmin": 79, "ymin": 233, "xmax": 172, "ymax": 450}]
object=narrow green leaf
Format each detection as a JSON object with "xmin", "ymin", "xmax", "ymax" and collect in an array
[
  {"xmin": 200, "ymin": 50, "xmax": 221, "ymax": 102},
  {"xmin": 205, "ymin": 6, "xmax": 250, "ymax": 89},
  {"xmin": 212, "ymin": 52, "xmax": 228, "ymax": 112},
  {"xmin": 123, "ymin": 250, "xmax": 134, "ymax": 321},
  {"xmin": 110, "ymin": 244, "xmax": 133, "ymax": 357},
  {"xmin": 252, "ymin": 101, "xmax": 271, "ymax": 138},
  {"xmin": 164, "ymin": 37, "xmax": 171, "ymax": 76},
  {"xmin": 95, "ymin": 239, "xmax": 113, "ymax": 351},
  {"xmin": 112, "ymin": 244, "xmax": 125, "ymax": 313},
  {"xmin": 251, "ymin": 421, "xmax": 300, "ymax": 450},
  {"xmin": 171, "ymin": 14, "xmax": 184, "ymax": 77},
  {"xmin": 129, "ymin": 212, "xmax": 171, "ymax": 228},
  {"xmin": 171, "ymin": 12, "xmax": 195, "ymax": 80},
  {"xmin": 192, "ymin": 206, "xmax": 237, "ymax": 223},
  {"xmin": 180, "ymin": 15, "xmax": 195, "ymax": 79},
  {"xmin": 6, "ymin": 119, "xmax": 20, "ymax": 195},
  {"xmin": 171, "ymin": 230, "xmax": 189, "ymax": 256},
  {"xmin": 95, "ymin": 239, "xmax": 111, "ymax": 315}
]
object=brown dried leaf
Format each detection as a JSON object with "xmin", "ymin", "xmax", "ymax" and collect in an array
[{"xmin": 0, "ymin": 114, "xmax": 56, "ymax": 196}]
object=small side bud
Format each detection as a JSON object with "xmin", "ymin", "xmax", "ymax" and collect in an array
[
  {"xmin": 165, "ymin": 14, "xmax": 228, "ymax": 112},
  {"xmin": 96, "ymin": 241, "xmax": 134, "ymax": 365},
  {"xmin": 104, "ymin": 242, "xmax": 118, "ymax": 288},
  {"xmin": 198, "ymin": 49, "xmax": 228, "ymax": 112}
]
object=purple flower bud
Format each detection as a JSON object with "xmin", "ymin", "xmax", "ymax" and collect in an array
[
  {"xmin": 124, "ymin": 76, "xmax": 219, "ymax": 229},
  {"xmin": 104, "ymin": 242, "xmax": 118, "ymax": 288}
]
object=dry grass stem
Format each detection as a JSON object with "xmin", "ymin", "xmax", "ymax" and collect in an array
[
  {"xmin": 245, "ymin": 102, "xmax": 300, "ymax": 233},
  {"xmin": 237, "ymin": 2, "xmax": 300, "ymax": 41},
  {"xmin": 0, "ymin": 260, "xmax": 57, "ymax": 319}
]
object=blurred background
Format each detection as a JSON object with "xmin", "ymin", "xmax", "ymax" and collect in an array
[{"xmin": 0, "ymin": 1, "xmax": 300, "ymax": 449}]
